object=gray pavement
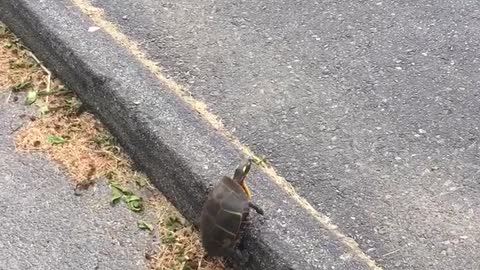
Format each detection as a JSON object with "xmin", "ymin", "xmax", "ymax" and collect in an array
[
  {"xmin": 0, "ymin": 92, "xmax": 152, "ymax": 269},
  {"xmin": 85, "ymin": 0, "xmax": 480, "ymax": 269},
  {"xmin": 2, "ymin": 0, "xmax": 480, "ymax": 269}
]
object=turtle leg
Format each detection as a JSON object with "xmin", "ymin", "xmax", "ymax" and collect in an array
[{"xmin": 248, "ymin": 202, "xmax": 264, "ymax": 215}]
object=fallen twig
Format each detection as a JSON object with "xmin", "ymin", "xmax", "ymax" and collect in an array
[{"xmin": 28, "ymin": 52, "xmax": 51, "ymax": 103}]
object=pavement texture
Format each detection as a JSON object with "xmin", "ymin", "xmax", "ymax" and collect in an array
[
  {"xmin": 0, "ymin": 92, "xmax": 153, "ymax": 269},
  {"xmin": 2, "ymin": 0, "xmax": 480, "ymax": 269}
]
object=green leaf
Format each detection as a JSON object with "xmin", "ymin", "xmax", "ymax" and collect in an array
[
  {"xmin": 164, "ymin": 231, "xmax": 176, "ymax": 244},
  {"xmin": 13, "ymin": 81, "xmax": 31, "ymax": 92},
  {"xmin": 47, "ymin": 135, "xmax": 66, "ymax": 145},
  {"xmin": 109, "ymin": 181, "xmax": 129, "ymax": 204},
  {"xmin": 124, "ymin": 195, "xmax": 141, "ymax": 202},
  {"xmin": 124, "ymin": 195, "xmax": 143, "ymax": 212},
  {"xmin": 25, "ymin": 90, "xmax": 37, "ymax": 105},
  {"xmin": 107, "ymin": 181, "xmax": 143, "ymax": 212},
  {"xmin": 109, "ymin": 181, "xmax": 127, "ymax": 193},
  {"xmin": 134, "ymin": 177, "xmax": 147, "ymax": 187},
  {"xmin": 165, "ymin": 217, "xmax": 182, "ymax": 232},
  {"xmin": 92, "ymin": 134, "xmax": 116, "ymax": 147},
  {"xmin": 128, "ymin": 201, "xmax": 142, "ymax": 212},
  {"xmin": 109, "ymin": 181, "xmax": 133, "ymax": 195},
  {"xmin": 137, "ymin": 220, "xmax": 153, "ymax": 231},
  {"xmin": 110, "ymin": 187, "xmax": 123, "ymax": 204}
]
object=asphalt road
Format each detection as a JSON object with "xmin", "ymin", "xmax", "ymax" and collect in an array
[
  {"xmin": 86, "ymin": 1, "xmax": 480, "ymax": 269},
  {"xmin": 0, "ymin": 92, "xmax": 153, "ymax": 269}
]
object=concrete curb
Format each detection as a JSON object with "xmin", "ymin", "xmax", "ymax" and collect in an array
[{"xmin": 1, "ymin": 1, "xmax": 373, "ymax": 269}]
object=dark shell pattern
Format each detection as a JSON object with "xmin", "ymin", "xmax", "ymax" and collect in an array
[{"xmin": 200, "ymin": 176, "xmax": 250, "ymax": 256}]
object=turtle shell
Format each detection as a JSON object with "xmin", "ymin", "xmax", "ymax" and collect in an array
[{"xmin": 200, "ymin": 176, "xmax": 250, "ymax": 256}]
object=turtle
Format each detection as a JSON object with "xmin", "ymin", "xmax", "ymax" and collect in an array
[{"xmin": 200, "ymin": 159, "xmax": 264, "ymax": 263}]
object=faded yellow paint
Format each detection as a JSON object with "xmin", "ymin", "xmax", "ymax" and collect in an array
[{"xmin": 70, "ymin": 0, "xmax": 382, "ymax": 268}]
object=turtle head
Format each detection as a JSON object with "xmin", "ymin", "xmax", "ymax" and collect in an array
[{"xmin": 233, "ymin": 160, "xmax": 252, "ymax": 199}]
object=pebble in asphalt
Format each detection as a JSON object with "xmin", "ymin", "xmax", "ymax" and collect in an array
[{"xmin": 0, "ymin": 92, "xmax": 153, "ymax": 269}]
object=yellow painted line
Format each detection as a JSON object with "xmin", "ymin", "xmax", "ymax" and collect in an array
[{"xmin": 71, "ymin": 0, "xmax": 382, "ymax": 268}]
